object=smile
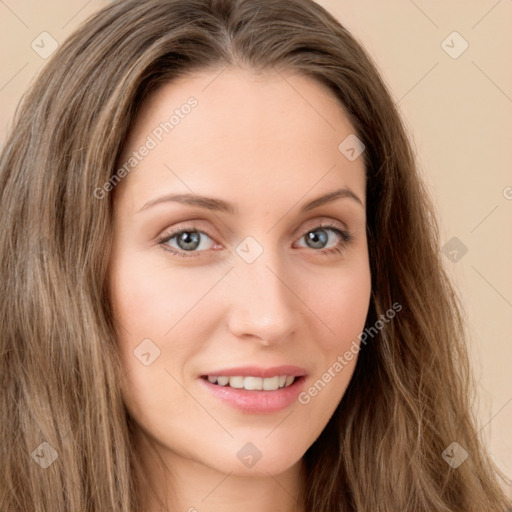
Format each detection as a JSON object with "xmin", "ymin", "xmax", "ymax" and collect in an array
[
  {"xmin": 198, "ymin": 375, "xmax": 307, "ymax": 414},
  {"xmin": 201, "ymin": 375, "xmax": 296, "ymax": 391}
]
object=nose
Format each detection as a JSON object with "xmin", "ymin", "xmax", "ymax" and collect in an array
[{"xmin": 226, "ymin": 249, "xmax": 298, "ymax": 346}]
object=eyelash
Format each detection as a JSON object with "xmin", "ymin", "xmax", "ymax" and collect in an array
[{"xmin": 157, "ymin": 222, "xmax": 353, "ymax": 259}]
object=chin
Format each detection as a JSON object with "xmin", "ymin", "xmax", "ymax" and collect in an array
[{"xmin": 202, "ymin": 444, "xmax": 305, "ymax": 477}]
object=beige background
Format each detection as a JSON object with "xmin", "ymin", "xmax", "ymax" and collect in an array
[{"xmin": 1, "ymin": 0, "xmax": 511, "ymax": 495}]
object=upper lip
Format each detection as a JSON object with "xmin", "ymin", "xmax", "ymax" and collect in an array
[{"xmin": 200, "ymin": 365, "xmax": 307, "ymax": 379}]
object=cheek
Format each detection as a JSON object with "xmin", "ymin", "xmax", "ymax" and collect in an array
[
  {"xmin": 297, "ymin": 259, "xmax": 371, "ymax": 410},
  {"xmin": 109, "ymin": 251, "xmax": 210, "ymax": 430},
  {"xmin": 109, "ymin": 249, "xmax": 227, "ymax": 408},
  {"xmin": 305, "ymin": 260, "xmax": 372, "ymax": 352},
  {"xmin": 110, "ymin": 249, "xmax": 214, "ymax": 345}
]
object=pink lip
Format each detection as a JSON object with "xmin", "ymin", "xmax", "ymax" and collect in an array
[
  {"xmin": 200, "ymin": 365, "xmax": 307, "ymax": 378},
  {"xmin": 198, "ymin": 375, "xmax": 307, "ymax": 414}
]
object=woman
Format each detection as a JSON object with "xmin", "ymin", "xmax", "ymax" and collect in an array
[{"xmin": 0, "ymin": 0, "xmax": 509, "ymax": 510}]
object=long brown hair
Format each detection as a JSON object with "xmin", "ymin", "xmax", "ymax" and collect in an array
[{"xmin": 0, "ymin": 0, "xmax": 509, "ymax": 510}]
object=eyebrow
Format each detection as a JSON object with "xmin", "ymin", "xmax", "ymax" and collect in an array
[{"xmin": 136, "ymin": 186, "xmax": 364, "ymax": 215}]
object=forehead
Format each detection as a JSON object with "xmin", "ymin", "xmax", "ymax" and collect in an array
[{"xmin": 115, "ymin": 66, "xmax": 366, "ymax": 213}]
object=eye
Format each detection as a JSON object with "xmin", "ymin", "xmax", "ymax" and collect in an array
[
  {"xmin": 295, "ymin": 224, "xmax": 353, "ymax": 255},
  {"xmin": 157, "ymin": 222, "xmax": 353, "ymax": 258},
  {"xmin": 158, "ymin": 227, "xmax": 216, "ymax": 257}
]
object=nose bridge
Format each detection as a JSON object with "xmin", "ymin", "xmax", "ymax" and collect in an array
[{"xmin": 226, "ymin": 237, "xmax": 297, "ymax": 342}]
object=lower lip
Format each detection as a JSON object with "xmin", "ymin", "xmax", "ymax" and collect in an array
[{"xmin": 198, "ymin": 376, "xmax": 307, "ymax": 414}]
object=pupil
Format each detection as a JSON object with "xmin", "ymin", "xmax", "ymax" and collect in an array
[{"xmin": 178, "ymin": 231, "xmax": 200, "ymax": 251}]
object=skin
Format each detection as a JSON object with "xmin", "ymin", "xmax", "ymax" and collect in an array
[{"xmin": 108, "ymin": 66, "xmax": 371, "ymax": 512}]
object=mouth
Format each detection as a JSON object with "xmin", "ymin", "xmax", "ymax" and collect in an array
[
  {"xmin": 200, "ymin": 374, "xmax": 298, "ymax": 391},
  {"xmin": 198, "ymin": 375, "xmax": 306, "ymax": 414}
]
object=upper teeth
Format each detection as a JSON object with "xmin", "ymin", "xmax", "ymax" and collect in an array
[{"xmin": 206, "ymin": 375, "xmax": 296, "ymax": 391}]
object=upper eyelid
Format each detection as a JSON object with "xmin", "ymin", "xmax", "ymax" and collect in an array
[{"xmin": 161, "ymin": 218, "xmax": 346, "ymax": 235}]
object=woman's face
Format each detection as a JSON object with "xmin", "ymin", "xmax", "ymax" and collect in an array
[{"xmin": 108, "ymin": 66, "xmax": 371, "ymax": 477}]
